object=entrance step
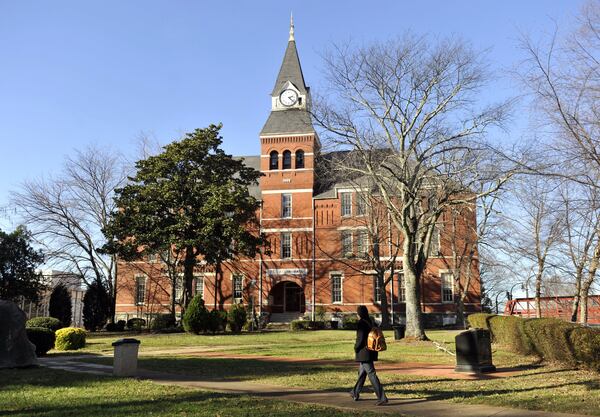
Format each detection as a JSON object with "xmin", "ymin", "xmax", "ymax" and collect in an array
[{"xmin": 269, "ymin": 312, "xmax": 303, "ymax": 323}]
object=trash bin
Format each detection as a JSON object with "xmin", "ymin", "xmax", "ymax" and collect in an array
[
  {"xmin": 112, "ymin": 338, "xmax": 141, "ymax": 377},
  {"xmin": 454, "ymin": 329, "xmax": 496, "ymax": 373},
  {"xmin": 393, "ymin": 325, "xmax": 405, "ymax": 340}
]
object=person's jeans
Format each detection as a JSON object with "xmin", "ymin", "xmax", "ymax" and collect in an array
[{"xmin": 351, "ymin": 361, "xmax": 387, "ymax": 401}]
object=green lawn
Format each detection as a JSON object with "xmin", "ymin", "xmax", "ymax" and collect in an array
[
  {"xmin": 0, "ymin": 367, "xmax": 375, "ymax": 417},
  {"xmin": 36, "ymin": 329, "xmax": 600, "ymax": 416}
]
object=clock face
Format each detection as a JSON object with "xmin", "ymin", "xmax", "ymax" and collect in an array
[{"xmin": 280, "ymin": 89, "xmax": 298, "ymax": 106}]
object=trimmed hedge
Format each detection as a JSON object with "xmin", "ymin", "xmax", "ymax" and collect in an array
[
  {"xmin": 182, "ymin": 295, "xmax": 209, "ymax": 334},
  {"xmin": 127, "ymin": 318, "xmax": 146, "ymax": 331},
  {"xmin": 342, "ymin": 315, "xmax": 359, "ymax": 330},
  {"xmin": 290, "ymin": 320, "xmax": 326, "ymax": 331},
  {"xmin": 26, "ymin": 317, "xmax": 64, "ymax": 332},
  {"xmin": 55, "ymin": 327, "xmax": 86, "ymax": 350},
  {"xmin": 467, "ymin": 313, "xmax": 599, "ymax": 371},
  {"xmin": 227, "ymin": 304, "xmax": 247, "ymax": 333},
  {"xmin": 150, "ymin": 314, "xmax": 176, "ymax": 331},
  {"xmin": 26, "ymin": 327, "xmax": 55, "ymax": 356}
]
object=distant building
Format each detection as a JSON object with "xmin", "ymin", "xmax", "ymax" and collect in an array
[
  {"xmin": 20, "ymin": 270, "xmax": 85, "ymax": 327},
  {"xmin": 504, "ymin": 296, "xmax": 600, "ymax": 325},
  {"xmin": 115, "ymin": 20, "xmax": 482, "ymax": 326}
]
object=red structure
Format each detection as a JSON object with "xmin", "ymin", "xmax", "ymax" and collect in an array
[
  {"xmin": 115, "ymin": 21, "xmax": 483, "ymax": 326},
  {"xmin": 504, "ymin": 296, "xmax": 600, "ymax": 324}
]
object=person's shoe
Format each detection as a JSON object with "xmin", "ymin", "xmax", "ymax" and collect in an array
[
  {"xmin": 375, "ymin": 398, "xmax": 388, "ymax": 406},
  {"xmin": 349, "ymin": 391, "xmax": 359, "ymax": 401}
]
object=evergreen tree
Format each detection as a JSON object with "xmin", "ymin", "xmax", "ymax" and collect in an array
[
  {"xmin": 0, "ymin": 226, "xmax": 44, "ymax": 302},
  {"xmin": 104, "ymin": 124, "xmax": 264, "ymax": 310},
  {"xmin": 82, "ymin": 278, "xmax": 110, "ymax": 331},
  {"xmin": 49, "ymin": 283, "xmax": 72, "ymax": 326}
]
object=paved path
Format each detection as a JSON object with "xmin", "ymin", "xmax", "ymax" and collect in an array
[{"xmin": 39, "ymin": 356, "xmax": 591, "ymax": 417}]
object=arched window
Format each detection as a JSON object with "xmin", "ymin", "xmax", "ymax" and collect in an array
[
  {"xmin": 295, "ymin": 150, "xmax": 305, "ymax": 169},
  {"xmin": 269, "ymin": 151, "xmax": 279, "ymax": 170},
  {"xmin": 282, "ymin": 150, "xmax": 292, "ymax": 169}
]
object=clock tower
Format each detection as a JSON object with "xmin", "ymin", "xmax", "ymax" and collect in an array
[{"xmin": 259, "ymin": 16, "xmax": 318, "ymax": 222}]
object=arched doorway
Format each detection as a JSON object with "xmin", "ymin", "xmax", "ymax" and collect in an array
[{"xmin": 269, "ymin": 281, "xmax": 306, "ymax": 313}]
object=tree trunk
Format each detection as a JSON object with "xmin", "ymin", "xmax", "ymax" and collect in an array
[
  {"xmin": 570, "ymin": 268, "xmax": 583, "ymax": 322},
  {"xmin": 535, "ymin": 270, "xmax": 543, "ymax": 318},
  {"xmin": 182, "ymin": 246, "xmax": 195, "ymax": 310},
  {"xmin": 377, "ymin": 270, "xmax": 390, "ymax": 328},
  {"xmin": 403, "ymin": 251, "xmax": 427, "ymax": 340}
]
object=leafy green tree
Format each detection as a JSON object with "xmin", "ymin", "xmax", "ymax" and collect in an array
[
  {"xmin": 0, "ymin": 226, "xmax": 44, "ymax": 302},
  {"xmin": 82, "ymin": 278, "xmax": 110, "ymax": 331},
  {"xmin": 104, "ymin": 124, "xmax": 264, "ymax": 310},
  {"xmin": 49, "ymin": 283, "xmax": 72, "ymax": 326}
]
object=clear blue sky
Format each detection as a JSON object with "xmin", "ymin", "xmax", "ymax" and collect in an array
[{"xmin": 0, "ymin": 0, "xmax": 586, "ymax": 228}]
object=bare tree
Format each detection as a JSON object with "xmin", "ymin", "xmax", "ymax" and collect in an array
[
  {"xmin": 11, "ymin": 146, "xmax": 128, "ymax": 323},
  {"xmin": 314, "ymin": 35, "xmax": 513, "ymax": 339},
  {"xmin": 520, "ymin": 1, "xmax": 600, "ymax": 322},
  {"xmin": 500, "ymin": 177, "xmax": 565, "ymax": 318}
]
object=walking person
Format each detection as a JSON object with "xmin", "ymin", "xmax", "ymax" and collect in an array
[{"xmin": 350, "ymin": 305, "xmax": 388, "ymax": 406}]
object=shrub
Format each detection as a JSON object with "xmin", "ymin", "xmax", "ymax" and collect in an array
[
  {"xmin": 105, "ymin": 320, "xmax": 127, "ymax": 332},
  {"xmin": 308, "ymin": 320, "xmax": 326, "ymax": 330},
  {"xmin": 342, "ymin": 315, "xmax": 359, "ymax": 330},
  {"xmin": 466, "ymin": 313, "xmax": 495, "ymax": 330},
  {"xmin": 208, "ymin": 310, "xmax": 227, "ymax": 334},
  {"xmin": 571, "ymin": 326, "xmax": 600, "ymax": 372},
  {"xmin": 315, "ymin": 305, "xmax": 327, "ymax": 322},
  {"xmin": 227, "ymin": 304, "xmax": 247, "ymax": 333},
  {"xmin": 55, "ymin": 327, "xmax": 86, "ymax": 350},
  {"xmin": 523, "ymin": 318, "xmax": 577, "ymax": 365},
  {"xmin": 26, "ymin": 316, "xmax": 64, "ymax": 332},
  {"xmin": 127, "ymin": 318, "xmax": 146, "ymax": 331},
  {"xmin": 488, "ymin": 315, "xmax": 535, "ymax": 355},
  {"xmin": 182, "ymin": 295, "xmax": 209, "ymax": 334},
  {"xmin": 49, "ymin": 283, "xmax": 72, "ymax": 327},
  {"xmin": 26, "ymin": 327, "xmax": 55, "ymax": 356},
  {"xmin": 290, "ymin": 320, "xmax": 308, "ymax": 331},
  {"xmin": 150, "ymin": 314, "xmax": 176, "ymax": 331}
]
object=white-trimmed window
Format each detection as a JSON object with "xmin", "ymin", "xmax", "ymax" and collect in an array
[
  {"xmin": 373, "ymin": 275, "xmax": 381, "ymax": 304},
  {"xmin": 281, "ymin": 193, "xmax": 292, "ymax": 218},
  {"xmin": 233, "ymin": 274, "xmax": 243, "ymax": 302},
  {"xmin": 341, "ymin": 192, "xmax": 352, "ymax": 216},
  {"xmin": 441, "ymin": 272, "xmax": 454, "ymax": 303},
  {"xmin": 331, "ymin": 274, "xmax": 342, "ymax": 303},
  {"xmin": 195, "ymin": 276, "xmax": 204, "ymax": 299},
  {"xmin": 356, "ymin": 192, "xmax": 367, "ymax": 216},
  {"xmin": 341, "ymin": 230, "xmax": 353, "ymax": 257},
  {"xmin": 135, "ymin": 275, "xmax": 146, "ymax": 305},
  {"xmin": 397, "ymin": 272, "xmax": 405, "ymax": 303},
  {"xmin": 281, "ymin": 232, "xmax": 292, "ymax": 259},
  {"xmin": 356, "ymin": 230, "xmax": 368, "ymax": 257}
]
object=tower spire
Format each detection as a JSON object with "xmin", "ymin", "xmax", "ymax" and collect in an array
[{"xmin": 289, "ymin": 12, "xmax": 295, "ymax": 41}]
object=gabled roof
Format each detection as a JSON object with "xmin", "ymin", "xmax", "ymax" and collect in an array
[
  {"xmin": 271, "ymin": 40, "xmax": 307, "ymax": 96},
  {"xmin": 260, "ymin": 108, "xmax": 315, "ymax": 136}
]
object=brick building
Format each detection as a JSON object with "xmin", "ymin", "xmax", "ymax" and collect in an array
[{"xmin": 115, "ymin": 22, "xmax": 482, "ymax": 326}]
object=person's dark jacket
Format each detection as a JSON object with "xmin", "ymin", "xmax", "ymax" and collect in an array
[{"xmin": 354, "ymin": 317, "xmax": 378, "ymax": 362}]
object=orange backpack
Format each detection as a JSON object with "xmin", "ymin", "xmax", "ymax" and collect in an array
[{"xmin": 367, "ymin": 326, "xmax": 387, "ymax": 352}]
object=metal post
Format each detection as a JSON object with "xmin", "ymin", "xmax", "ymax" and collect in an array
[{"xmin": 311, "ymin": 197, "xmax": 316, "ymax": 322}]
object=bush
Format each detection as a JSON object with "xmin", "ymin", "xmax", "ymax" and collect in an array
[
  {"xmin": 466, "ymin": 313, "xmax": 495, "ymax": 330},
  {"xmin": 308, "ymin": 320, "xmax": 326, "ymax": 330},
  {"xmin": 227, "ymin": 303, "xmax": 247, "ymax": 333},
  {"xmin": 315, "ymin": 305, "xmax": 327, "ymax": 322},
  {"xmin": 26, "ymin": 327, "xmax": 55, "ymax": 356},
  {"xmin": 290, "ymin": 320, "xmax": 308, "ymax": 331},
  {"xmin": 523, "ymin": 318, "xmax": 577, "ymax": 365},
  {"xmin": 182, "ymin": 295, "xmax": 209, "ymax": 334},
  {"xmin": 49, "ymin": 283, "xmax": 72, "ymax": 327},
  {"xmin": 26, "ymin": 316, "xmax": 64, "ymax": 332},
  {"xmin": 208, "ymin": 310, "xmax": 227, "ymax": 334},
  {"xmin": 55, "ymin": 327, "xmax": 86, "ymax": 350},
  {"xmin": 150, "ymin": 314, "xmax": 176, "ymax": 331},
  {"xmin": 571, "ymin": 327, "xmax": 600, "ymax": 372},
  {"xmin": 127, "ymin": 318, "xmax": 146, "ymax": 331},
  {"xmin": 488, "ymin": 315, "xmax": 535, "ymax": 355},
  {"xmin": 342, "ymin": 315, "xmax": 359, "ymax": 330},
  {"xmin": 105, "ymin": 320, "xmax": 127, "ymax": 332}
]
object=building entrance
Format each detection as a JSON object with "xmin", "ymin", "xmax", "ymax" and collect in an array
[{"xmin": 269, "ymin": 281, "xmax": 305, "ymax": 313}]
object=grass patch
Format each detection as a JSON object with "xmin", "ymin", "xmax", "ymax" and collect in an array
[{"xmin": 0, "ymin": 367, "xmax": 375, "ymax": 417}]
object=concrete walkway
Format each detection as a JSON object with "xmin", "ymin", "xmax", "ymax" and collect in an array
[{"xmin": 39, "ymin": 356, "xmax": 591, "ymax": 417}]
